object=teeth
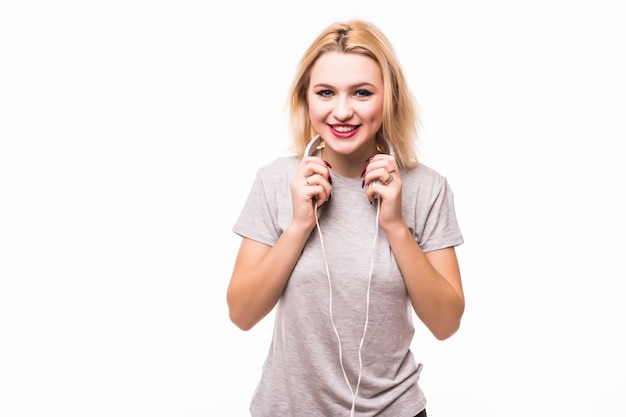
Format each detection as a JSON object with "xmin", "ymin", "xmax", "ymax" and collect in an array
[{"xmin": 334, "ymin": 126, "xmax": 355, "ymax": 133}]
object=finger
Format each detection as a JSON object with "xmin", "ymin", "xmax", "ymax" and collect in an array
[
  {"xmin": 382, "ymin": 171, "xmax": 394, "ymax": 185},
  {"xmin": 362, "ymin": 155, "xmax": 396, "ymax": 177},
  {"xmin": 304, "ymin": 173, "xmax": 332, "ymax": 205},
  {"xmin": 311, "ymin": 162, "xmax": 332, "ymax": 182}
]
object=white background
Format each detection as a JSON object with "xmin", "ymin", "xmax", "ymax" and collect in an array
[{"xmin": 1, "ymin": 0, "xmax": 625, "ymax": 416}]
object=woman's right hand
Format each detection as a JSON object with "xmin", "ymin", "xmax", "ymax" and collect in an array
[{"xmin": 290, "ymin": 156, "xmax": 332, "ymax": 228}]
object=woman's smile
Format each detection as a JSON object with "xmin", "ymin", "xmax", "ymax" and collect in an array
[{"xmin": 307, "ymin": 51, "xmax": 384, "ymax": 173}]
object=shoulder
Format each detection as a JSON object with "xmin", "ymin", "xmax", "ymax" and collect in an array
[
  {"xmin": 257, "ymin": 155, "xmax": 300, "ymax": 176},
  {"xmin": 402, "ymin": 163, "xmax": 448, "ymax": 188},
  {"xmin": 251, "ymin": 155, "xmax": 300, "ymax": 191}
]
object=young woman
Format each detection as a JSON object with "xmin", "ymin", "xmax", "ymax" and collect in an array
[{"xmin": 227, "ymin": 19, "xmax": 464, "ymax": 417}]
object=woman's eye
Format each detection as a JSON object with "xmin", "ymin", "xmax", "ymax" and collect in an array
[
  {"xmin": 355, "ymin": 89, "xmax": 373, "ymax": 97},
  {"xmin": 316, "ymin": 90, "xmax": 333, "ymax": 97}
]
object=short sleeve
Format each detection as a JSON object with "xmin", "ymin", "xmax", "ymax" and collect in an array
[
  {"xmin": 232, "ymin": 169, "xmax": 281, "ymax": 247},
  {"xmin": 417, "ymin": 176, "xmax": 464, "ymax": 253}
]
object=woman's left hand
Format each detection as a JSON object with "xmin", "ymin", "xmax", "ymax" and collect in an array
[{"xmin": 362, "ymin": 154, "xmax": 403, "ymax": 229}]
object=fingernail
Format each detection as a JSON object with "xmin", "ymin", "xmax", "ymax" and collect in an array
[
  {"xmin": 361, "ymin": 180, "xmax": 365, "ymax": 188},
  {"xmin": 323, "ymin": 160, "xmax": 332, "ymax": 168}
]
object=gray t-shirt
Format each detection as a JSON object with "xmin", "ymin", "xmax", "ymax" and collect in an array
[{"xmin": 233, "ymin": 156, "xmax": 464, "ymax": 416}]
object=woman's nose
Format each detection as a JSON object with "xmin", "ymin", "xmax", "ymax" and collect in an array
[{"xmin": 333, "ymin": 96, "xmax": 354, "ymax": 120}]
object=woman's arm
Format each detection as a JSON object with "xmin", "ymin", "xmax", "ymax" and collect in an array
[
  {"xmin": 385, "ymin": 224, "xmax": 464, "ymax": 340},
  {"xmin": 363, "ymin": 155, "xmax": 465, "ymax": 340},
  {"xmin": 227, "ymin": 222, "xmax": 312, "ymax": 331},
  {"xmin": 227, "ymin": 156, "xmax": 332, "ymax": 331}
]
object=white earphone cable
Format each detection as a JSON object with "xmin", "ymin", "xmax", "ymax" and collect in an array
[{"xmin": 313, "ymin": 196, "xmax": 381, "ymax": 417}]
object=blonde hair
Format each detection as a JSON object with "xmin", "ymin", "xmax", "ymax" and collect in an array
[{"xmin": 289, "ymin": 19, "xmax": 420, "ymax": 169}]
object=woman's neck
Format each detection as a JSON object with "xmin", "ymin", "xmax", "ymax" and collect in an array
[{"xmin": 321, "ymin": 142, "xmax": 378, "ymax": 179}]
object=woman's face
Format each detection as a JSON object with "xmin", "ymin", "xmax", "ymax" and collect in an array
[{"xmin": 307, "ymin": 52, "xmax": 384, "ymax": 158}]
